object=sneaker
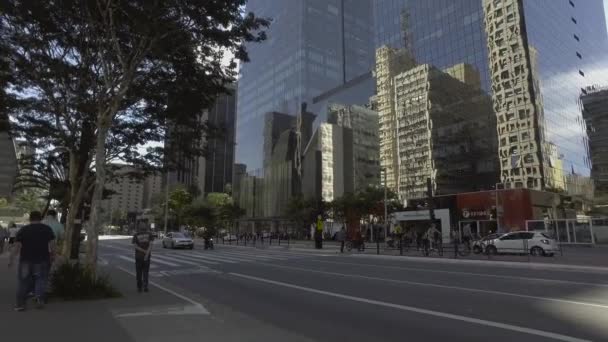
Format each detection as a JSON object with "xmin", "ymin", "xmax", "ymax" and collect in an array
[{"xmin": 14, "ymin": 306, "xmax": 25, "ymax": 312}]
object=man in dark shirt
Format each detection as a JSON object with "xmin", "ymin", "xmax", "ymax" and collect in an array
[
  {"xmin": 132, "ymin": 226, "xmax": 154, "ymax": 293},
  {"xmin": 8, "ymin": 211, "xmax": 55, "ymax": 311}
]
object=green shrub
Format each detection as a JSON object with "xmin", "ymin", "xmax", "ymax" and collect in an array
[{"xmin": 50, "ymin": 263, "xmax": 122, "ymax": 300}]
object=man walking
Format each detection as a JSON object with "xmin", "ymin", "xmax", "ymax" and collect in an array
[
  {"xmin": 8, "ymin": 211, "xmax": 55, "ymax": 311},
  {"xmin": 337, "ymin": 227, "xmax": 346, "ymax": 253},
  {"xmin": 132, "ymin": 226, "xmax": 154, "ymax": 293},
  {"xmin": 0, "ymin": 224, "xmax": 7, "ymax": 254}
]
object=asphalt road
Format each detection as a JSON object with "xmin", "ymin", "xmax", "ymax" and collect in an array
[{"xmin": 100, "ymin": 238, "xmax": 608, "ymax": 342}]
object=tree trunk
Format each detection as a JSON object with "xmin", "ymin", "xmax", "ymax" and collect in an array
[
  {"xmin": 86, "ymin": 122, "xmax": 110, "ymax": 274},
  {"xmin": 62, "ymin": 152, "xmax": 89, "ymax": 259}
]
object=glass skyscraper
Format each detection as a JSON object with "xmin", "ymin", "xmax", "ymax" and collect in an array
[
  {"xmin": 235, "ymin": 0, "xmax": 374, "ymax": 220},
  {"xmin": 237, "ymin": 0, "xmax": 374, "ymax": 173},
  {"xmin": 373, "ymin": 0, "xmax": 608, "ymax": 193}
]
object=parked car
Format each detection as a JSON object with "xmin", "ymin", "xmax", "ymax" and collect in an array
[
  {"xmin": 162, "ymin": 232, "xmax": 194, "ymax": 249},
  {"xmin": 484, "ymin": 231, "xmax": 557, "ymax": 256},
  {"xmin": 472, "ymin": 233, "xmax": 501, "ymax": 254}
]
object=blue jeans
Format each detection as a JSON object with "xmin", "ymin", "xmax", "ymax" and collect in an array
[{"xmin": 16, "ymin": 261, "xmax": 49, "ymax": 307}]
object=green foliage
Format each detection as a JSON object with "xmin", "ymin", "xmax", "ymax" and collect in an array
[
  {"xmin": 286, "ymin": 196, "xmax": 326, "ymax": 232},
  {"xmin": 181, "ymin": 192, "xmax": 244, "ymax": 233},
  {"xmin": 12, "ymin": 189, "xmax": 46, "ymax": 213},
  {"xmin": 50, "ymin": 262, "xmax": 121, "ymax": 300}
]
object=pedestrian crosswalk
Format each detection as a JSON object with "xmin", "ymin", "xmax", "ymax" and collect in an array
[{"xmin": 103, "ymin": 246, "xmax": 318, "ymax": 272}]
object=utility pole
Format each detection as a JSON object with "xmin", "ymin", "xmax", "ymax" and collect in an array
[
  {"xmin": 380, "ymin": 169, "xmax": 387, "ymax": 255},
  {"xmin": 426, "ymin": 177, "xmax": 435, "ymax": 221},
  {"xmin": 163, "ymin": 171, "xmax": 170, "ymax": 234}
]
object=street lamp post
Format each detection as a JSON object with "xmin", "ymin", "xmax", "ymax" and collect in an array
[{"xmin": 380, "ymin": 168, "xmax": 388, "ymax": 255}]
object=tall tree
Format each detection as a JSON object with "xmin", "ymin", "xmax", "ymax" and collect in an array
[{"xmin": 2, "ymin": 0, "xmax": 268, "ymax": 270}]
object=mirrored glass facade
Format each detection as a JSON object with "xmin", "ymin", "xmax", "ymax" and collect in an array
[
  {"xmin": 236, "ymin": 0, "xmax": 374, "ymax": 220},
  {"xmin": 373, "ymin": 0, "xmax": 608, "ymax": 196},
  {"xmin": 521, "ymin": 0, "xmax": 608, "ymax": 190}
]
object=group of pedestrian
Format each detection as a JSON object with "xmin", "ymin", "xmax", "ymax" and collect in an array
[{"xmin": 7, "ymin": 210, "xmax": 63, "ymax": 312}]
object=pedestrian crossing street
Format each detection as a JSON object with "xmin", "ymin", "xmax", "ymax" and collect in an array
[{"xmin": 102, "ymin": 245, "xmax": 321, "ymax": 274}]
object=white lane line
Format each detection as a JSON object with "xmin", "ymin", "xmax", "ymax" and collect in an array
[
  {"xmin": 145, "ymin": 256, "xmax": 180, "ymax": 267},
  {"xmin": 218, "ymin": 251, "xmax": 287, "ymax": 261},
  {"xmin": 317, "ymin": 260, "xmax": 608, "ymax": 288},
  {"xmin": 116, "ymin": 266, "xmax": 209, "ymax": 315},
  {"xmin": 153, "ymin": 254, "xmax": 200, "ymax": 266},
  {"xmin": 165, "ymin": 253, "xmax": 219, "ymax": 265},
  {"xmin": 117, "ymin": 255, "xmax": 179, "ymax": 268},
  {"xmin": 230, "ymin": 272, "xmax": 590, "ymax": 342},
  {"xmin": 216, "ymin": 247, "xmax": 312, "ymax": 258},
  {"xmin": 259, "ymin": 263, "xmax": 608, "ymax": 310},
  {"xmin": 185, "ymin": 252, "xmax": 238, "ymax": 263}
]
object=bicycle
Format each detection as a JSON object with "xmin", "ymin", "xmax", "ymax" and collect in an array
[
  {"xmin": 423, "ymin": 238, "xmax": 443, "ymax": 257},
  {"xmin": 455, "ymin": 239, "xmax": 472, "ymax": 257},
  {"xmin": 345, "ymin": 239, "xmax": 365, "ymax": 252}
]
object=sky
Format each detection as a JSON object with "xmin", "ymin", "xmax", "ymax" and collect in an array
[{"xmin": 605, "ymin": 0, "xmax": 608, "ymax": 32}]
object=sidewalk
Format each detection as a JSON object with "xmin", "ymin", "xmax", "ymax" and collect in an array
[{"xmin": 0, "ymin": 252, "xmax": 313, "ymax": 342}]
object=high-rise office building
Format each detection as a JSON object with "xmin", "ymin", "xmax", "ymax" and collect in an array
[
  {"xmin": 582, "ymin": 86, "xmax": 608, "ymax": 197},
  {"xmin": 302, "ymin": 103, "xmax": 380, "ymax": 202},
  {"xmin": 201, "ymin": 86, "xmax": 237, "ymax": 195},
  {"xmin": 236, "ymin": 0, "xmax": 375, "ymax": 221},
  {"xmin": 101, "ymin": 165, "xmax": 145, "ymax": 217},
  {"xmin": 373, "ymin": 0, "xmax": 608, "ymax": 193},
  {"xmin": 166, "ymin": 87, "xmax": 237, "ymax": 197},
  {"xmin": 393, "ymin": 63, "xmax": 498, "ymax": 200}
]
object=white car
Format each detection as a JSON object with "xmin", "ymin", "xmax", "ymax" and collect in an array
[
  {"xmin": 162, "ymin": 232, "xmax": 194, "ymax": 249},
  {"xmin": 484, "ymin": 231, "xmax": 558, "ymax": 256},
  {"xmin": 223, "ymin": 234, "xmax": 238, "ymax": 241}
]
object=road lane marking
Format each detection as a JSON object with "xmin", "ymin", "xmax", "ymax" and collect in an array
[
  {"xmin": 230, "ymin": 272, "xmax": 590, "ymax": 342},
  {"xmin": 164, "ymin": 253, "xmax": 219, "ymax": 265},
  {"xmin": 116, "ymin": 266, "xmax": 210, "ymax": 315},
  {"xmin": 117, "ymin": 255, "xmax": 178, "ymax": 267},
  {"xmin": 316, "ymin": 260, "xmax": 608, "ymax": 288},
  {"xmin": 184, "ymin": 252, "xmax": 238, "ymax": 263},
  {"xmin": 153, "ymin": 254, "xmax": 200, "ymax": 266},
  {"xmin": 259, "ymin": 263, "xmax": 608, "ymax": 310},
  {"xmin": 217, "ymin": 251, "xmax": 287, "ymax": 261}
]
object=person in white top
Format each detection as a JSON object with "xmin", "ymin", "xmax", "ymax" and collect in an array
[
  {"xmin": 43, "ymin": 210, "xmax": 64, "ymax": 243},
  {"xmin": 8, "ymin": 222, "xmax": 20, "ymax": 245}
]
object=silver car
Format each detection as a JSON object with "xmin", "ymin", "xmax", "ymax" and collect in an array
[{"xmin": 162, "ymin": 232, "xmax": 194, "ymax": 249}]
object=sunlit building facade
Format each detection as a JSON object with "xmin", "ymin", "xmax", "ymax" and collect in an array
[{"xmin": 373, "ymin": 0, "xmax": 608, "ymax": 193}]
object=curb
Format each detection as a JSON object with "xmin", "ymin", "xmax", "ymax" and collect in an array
[
  {"xmin": 215, "ymin": 243, "xmax": 337, "ymax": 255},
  {"xmin": 350, "ymin": 253, "xmax": 608, "ymax": 273}
]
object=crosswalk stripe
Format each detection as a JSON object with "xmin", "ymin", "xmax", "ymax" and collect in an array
[
  {"xmin": 183, "ymin": 252, "xmax": 238, "ymax": 263},
  {"xmin": 218, "ymin": 250, "xmax": 287, "ymax": 261},
  {"xmin": 115, "ymin": 255, "xmax": 158, "ymax": 269},
  {"xmin": 149, "ymin": 256, "xmax": 180, "ymax": 267},
  {"xmin": 164, "ymin": 253, "xmax": 219, "ymax": 265},
  {"xmin": 191, "ymin": 252, "xmax": 251, "ymax": 263},
  {"xmin": 117, "ymin": 255, "xmax": 134, "ymax": 263},
  {"xmin": 153, "ymin": 254, "xmax": 200, "ymax": 266}
]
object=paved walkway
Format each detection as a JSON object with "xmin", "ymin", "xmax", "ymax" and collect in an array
[{"xmin": 0, "ymin": 250, "xmax": 316, "ymax": 342}]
